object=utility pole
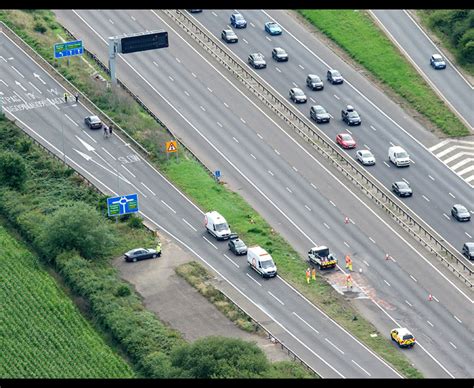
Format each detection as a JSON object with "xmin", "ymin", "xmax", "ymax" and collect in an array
[{"xmin": 108, "ymin": 37, "xmax": 118, "ymax": 85}]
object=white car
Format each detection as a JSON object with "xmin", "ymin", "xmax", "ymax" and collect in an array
[{"xmin": 356, "ymin": 149, "xmax": 375, "ymax": 166}]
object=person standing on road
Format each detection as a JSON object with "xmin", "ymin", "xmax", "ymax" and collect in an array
[
  {"xmin": 103, "ymin": 124, "xmax": 108, "ymax": 138},
  {"xmin": 108, "ymin": 124, "xmax": 113, "ymax": 137},
  {"xmin": 345, "ymin": 255, "xmax": 352, "ymax": 272},
  {"xmin": 75, "ymin": 93, "xmax": 79, "ymax": 103},
  {"xmin": 311, "ymin": 267, "xmax": 316, "ymax": 282},
  {"xmin": 64, "ymin": 92, "xmax": 68, "ymax": 103},
  {"xmin": 305, "ymin": 267, "xmax": 311, "ymax": 284},
  {"xmin": 155, "ymin": 241, "xmax": 162, "ymax": 257}
]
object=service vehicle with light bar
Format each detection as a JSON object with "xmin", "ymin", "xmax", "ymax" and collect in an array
[
  {"xmin": 391, "ymin": 327, "xmax": 416, "ymax": 348},
  {"xmin": 308, "ymin": 246, "xmax": 338, "ymax": 270}
]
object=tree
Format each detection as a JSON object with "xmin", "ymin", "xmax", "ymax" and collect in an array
[
  {"xmin": 36, "ymin": 202, "xmax": 118, "ymax": 260},
  {"xmin": 170, "ymin": 336, "xmax": 270, "ymax": 378},
  {"xmin": 0, "ymin": 151, "xmax": 27, "ymax": 189}
]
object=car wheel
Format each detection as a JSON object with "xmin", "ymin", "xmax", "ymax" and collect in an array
[
  {"xmin": 152, "ymin": 254, "xmax": 157, "ymax": 258},
  {"xmin": 132, "ymin": 257, "xmax": 137, "ymax": 262}
]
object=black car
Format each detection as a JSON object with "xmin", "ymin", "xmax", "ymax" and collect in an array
[
  {"xmin": 327, "ymin": 69, "xmax": 343, "ymax": 84},
  {"xmin": 462, "ymin": 242, "xmax": 474, "ymax": 260},
  {"xmin": 248, "ymin": 53, "xmax": 266, "ymax": 69},
  {"xmin": 341, "ymin": 105, "xmax": 361, "ymax": 126},
  {"xmin": 289, "ymin": 87, "xmax": 307, "ymax": 103},
  {"xmin": 228, "ymin": 234, "xmax": 247, "ymax": 255},
  {"xmin": 84, "ymin": 115, "xmax": 102, "ymax": 129},
  {"xmin": 392, "ymin": 181, "xmax": 412, "ymax": 197},
  {"xmin": 272, "ymin": 47, "xmax": 288, "ymax": 62},
  {"xmin": 124, "ymin": 248, "xmax": 160, "ymax": 262},
  {"xmin": 306, "ymin": 74, "xmax": 324, "ymax": 90},
  {"xmin": 451, "ymin": 204, "xmax": 471, "ymax": 222},
  {"xmin": 310, "ymin": 105, "xmax": 330, "ymax": 123},
  {"xmin": 221, "ymin": 28, "xmax": 238, "ymax": 43}
]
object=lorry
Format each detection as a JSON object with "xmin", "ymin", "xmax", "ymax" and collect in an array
[
  {"xmin": 388, "ymin": 146, "xmax": 410, "ymax": 167},
  {"xmin": 308, "ymin": 246, "xmax": 338, "ymax": 270},
  {"xmin": 247, "ymin": 246, "xmax": 277, "ymax": 278},
  {"xmin": 204, "ymin": 211, "xmax": 231, "ymax": 240}
]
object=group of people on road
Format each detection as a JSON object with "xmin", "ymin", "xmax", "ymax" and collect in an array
[
  {"xmin": 103, "ymin": 124, "xmax": 113, "ymax": 138},
  {"xmin": 305, "ymin": 267, "xmax": 316, "ymax": 284},
  {"xmin": 64, "ymin": 92, "xmax": 79, "ymax": 103},
  {"xmin": 306, "ymin": 254, "xmax": 354, "ymax": 289}
]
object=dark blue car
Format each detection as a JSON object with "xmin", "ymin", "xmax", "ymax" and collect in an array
[{"xmin": 230, "ymin": 13, "xmax": 247, "ymax": 28}]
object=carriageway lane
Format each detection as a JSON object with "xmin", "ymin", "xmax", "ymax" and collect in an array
[
  {"xmin": 53, "ymin": 11, "xmax": 472, "ymax": 377},
  {"xmin": 0, "ymin": 29, "xmax": 403, "ymax": 379}
]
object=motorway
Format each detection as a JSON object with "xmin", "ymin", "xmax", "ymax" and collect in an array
[
  {"xmin": 188, "ymin": 9, "xmax": 474, "ymax": 253},
  {"xmin": 0, "ymin": 28, "xmax": 403, "ymax": 379},
  {"xmin": 370, "ymin": 10, "xmax": 473, "ymax": 131},
  {"xmin": 49, "ymin": 10, "xmax": 474, "ymax": 377}
]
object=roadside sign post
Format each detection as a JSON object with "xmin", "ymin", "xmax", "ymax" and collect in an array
[
  {"xmin": 54, "ymin": 40, "xmax": 84, "ymax": 60},
  {"xmin": 107, "ymin": 193, "xmax": 139, "ymax": 217},
  {"xmin": 214, "ymin": 170, "xmax": 221, "ymax": 182},
  {"xmin": 165, "ymin": 140, "xmax": 178, "ymax": 161}
]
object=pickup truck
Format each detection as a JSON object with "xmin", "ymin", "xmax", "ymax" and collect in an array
[
  {"xmin": 341, "ymin": 105, "xmax": 361, "ymax": 126},
  {"xmin": 308, "ymin": 246, "xmax": 338, "ymax": 270}
]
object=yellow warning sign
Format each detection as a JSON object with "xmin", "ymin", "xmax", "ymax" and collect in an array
[{"xmin": 166, "ymin": 140, "xmax": 178, "ymax": 153}]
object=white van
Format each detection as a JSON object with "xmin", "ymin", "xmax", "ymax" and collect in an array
[
  {"xmin": 388, "ymin": 146, "xmax": 410, "ymax": 167},
  {"xmin": 247, "ymin": 246, "xmax": 277, "ymax": 278},
  {"xmin": 204, "ymin": 211, "xmax": 231, "ymax": 240}
]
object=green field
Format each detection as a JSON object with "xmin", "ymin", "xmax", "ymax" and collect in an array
[
  {"xmin": 298, "ymin": 10, "xmax": 469, "ymax": 137},
  {"xmin": 0, "ymin": 223, "xmax": 134, "ymax": 378}
]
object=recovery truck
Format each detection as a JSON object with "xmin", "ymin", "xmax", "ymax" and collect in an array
[{"xmin": 308, "ymin": 246, "xmax": 338, "ymax": 270}]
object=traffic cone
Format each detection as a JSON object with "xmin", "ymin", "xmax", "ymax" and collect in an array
[
  {"xmin": 344, "ymin": 216, "xmax": 349, "ymax": 224},
  {"xmin": 385, "ymin": 253, "xmax": 390, "ymax": 260},
  {"xmin": 428, "ymin": 294, "xmax": 432, "ymax": 301}
]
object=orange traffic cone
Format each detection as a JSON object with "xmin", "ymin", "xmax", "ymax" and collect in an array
[{"xmin": 428, "ymin": 294, "xmax": 433, "ymax": 301}]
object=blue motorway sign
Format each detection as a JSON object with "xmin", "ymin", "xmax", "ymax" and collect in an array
[
  {"xmin": 107, "ymin": 193, "xmax": 139, "ymax": 217},
  {"xmin": 54, "ymin": 40, "xmax": 84, "ymax": 59},
  {"xmin": 214, "ymin": 170, "xmax": 221, "ymax": 178}
]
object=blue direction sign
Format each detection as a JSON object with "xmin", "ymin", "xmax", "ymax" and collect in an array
[
  {"xmin": 54, "ymin": 40, "xmax": 84, "ymax": 59},
  {"xmin": 214, "ymin": 170, "xmax": 221, "ymax": 178},
  {"xmin": 107, "ymin": 193, "xmax": 139, "ymax": 217}
]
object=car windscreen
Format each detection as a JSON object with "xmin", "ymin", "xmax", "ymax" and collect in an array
[
  {"xmin": 261, "ymin": 259, "xmax": 274, "ymax": 269},
  {"xmin": 294, "ymin": 89, "xmax": 304, "ymax": 96},
  {"xmin": 360, "ymin": 151, "xmax": 371, "ymax": 157},
  {"xmin": 397, "ymin": 182, "xmax": 408, "ymax": 189},
  {"xmin": 235, "ymin": 14, "xmax": 244, "ymax": 21},
  {"xmin": 215, "ymin": 223, "xmax": 229, "ymax": 232},
  {"xmin": 315, "ymin": 107, "xmax": 326, "ymax": 114},
  {"xmin": 347, "ymin": 111, "xmax": 359, "ymax": 118},
  {"xmin": 234, "ymin": 240, "xmax": 245, "ymax": 248},
  {"xmin": 332, "ymin": 71, "xmax": 341, "ymax": 77},
  {"xmin": 396, "ymin": 151, "xmax": 408, "ymax": 158},
  {"xmin": 341, "ymin": 134, "xmax": 352, "ymax": 141},
  {"xmin": 402, "ymin": 335, "xmax": 413, "ymax": 340}
]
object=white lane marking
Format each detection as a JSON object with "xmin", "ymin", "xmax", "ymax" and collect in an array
[
  {"xmin": 141, "ymin": 182, "xmax": 156, "ymax": 196},
  {"xmin": 346, "ymin": 129, "xmax": 352, "ymax": 135},
  {"xmin": 82, "ymin": 130, "xmax": 97, "ymax": 144},
  {"xmin": 427, "ymin": 320, "xmax": 434, "ymax": 327},
  {"xmin": 305, "ymin": 205, "xmax": 311, "ymax": 211},
  {"xmin": 153, "ymin": 61, "xmax": 159, "ymax": 67},
  {"xmin": 292, "ymin": 312, "xmax": 319, "ymax": 334},
  {"xmin": 405, "ymin": 300, "xmax": 412, "ymax": 307},
  {"xmin": 298, "ymin": 64, "xmax": 304, "ymax": 70},
  {"xmin": 268, "ymin": 170, "xmax": 274, "ymax": 176},
  {"xmin": 200, "ymin": 105, "xmax": 206, "ymax": 111},
  {"xmin": 240, "ymin": 117, "xmax": 246, "ymax": 124},
  {"xmin": 250, "ymin": 153, "xmax": 256, "ymax": 159},
  {"xmin": 101, "ymin": 147, "xmax": 116, "ymax": 160},
  {"xmin": 410, "ymin": 275, "xmax": 417, "ymax": 282},
  {"xmin": 0, "ymin": 79, "xmax": 8, "ymax": 86},
  {"xmin": 310, "ymin": 97, "xmax": 315, "ymax": 103},
  {"xmin": 351, "ymin": 360, "xmax": 371, "ymax": 376},
  {"xmin": 223, "ymin": 253, "xmax": 239, "ymax": 268},
  {"xmin": 328, "ymin": 113, "xmax": 334, "ymax": 119},
  {"xmin": 370, "ymin": 125, "xmax": 377, "ymax": 131},
  {"xmin": 232, "ymin": 136, "xmax": 239, "ymax": 143},
  {"xmin": 363, "ymin": 260, "xmax": 370, "ymax": 267},
  {"xmin": 432, "ymin": 295, "xmax": 439, "ymax": 302},
  {"xmin": 28, "ymin": 81, "xmax": 42, "ymax": 94},
  {"xmin": 466, "ymin": 232, "xmax": 472, "ymax": 238},
  {"xmin": 453, "ymin": 315, "xmax": 462, "ymax": 324},
  {"xmin": 207, "ymin": 87, "xmax": 212, "ymax": 93},
  {"xmin": 160, "ymin": 199, "xmax": 176, "ymax": 213},
  {"xmin": 224, "ymin": 102, "xmax": 229, "ymax": 108},
  {"xmin": 108, "ymin": 18, "xmax": 115, "ymax": 25},
  {"xmin": 402, "ymin": 178, "xmax": 410, "ymax": 184},
  {"xmin": 323, "ymin": 223, "xmax": 330, "ymax": 229},
  {"xmin": 292, "ymin": 166, "xmax": 298, "ymax": 172},
  {"xmin": 211, "ymin": 11, "xmax": 218, "ymax": 17},
  {"xmin": 64, "ymin": 114, "xmax": 78, "ymax": 126},
  {"xmin": 131, "ymin": 15, "xmax": 136, "ymax": 21},
  {"xmin": 182, "ymin": 218, "xmax": 197, "ymax": 232},
  {"xmin": 257, "ymin": 133, "xmax": 263, "ymax": 139},
  {"xmin": 243, "ymin": 38, "xmax": 248, "ymax": 44},
  {"xmin": 369, "ymin": 237, "xmax": 376, "ymax": 244},
  {"xmin": 449, "ymin": 192, "xmax": 456, "ymax": 199},
  {"xmin": 449, "ymin": 342, "xmax": 457, "ymax": 349},
  {"xmin": 250, "ymin": 22, "xmax": 255, "ymax": 27},
  {"xmin": 443, "ymin": 213, "xmax": 450, "ymax": 220},
  {"xmin": 292, "ymin": 81, "xmax": 298, "ymax": 87},
  {"xmin": 344, "ymin": 241, "xmax": 350, "ymax": 248},
  {"xmin": 363, "ymin": 144, "xmax": 370, "ymax": 150},
  {"xmin": 176, "ymin": 57, "xmax": 181, "ymax": 63},
  {"xmin": 350, "ymin": 219, "xmax": 355, "ymax": 225},
  {"xmin": 120, "ymin": 164, "xmax": 135, "ymax": 178},
  {"xmin": 384, "ymin": 280, "xmax": 391, "ymax": 287},
  {"xmin": 0, "ymin": 56, "xmax": 7, "ymax": 63},
  {"xmin": 10, "ymin": 65, "xmax": 24, "ymax": 78},
  {"xmin": 169, "ymin": 75, "xmax": 174, "ymax": 82},
  {"xmin": 217, "ymin": 121, "xmax": 223, "ymax": 127},
  {"xmin": 275, "ymin": 67, "xmax": 281, "ymax": 73},
  {"xmin": 310, "ymin": 183, "xmax": 317, "ymax": 190},
  {"xmin": 325, "ymin": 338, "xmax": 345, "ymax": 354},
  {"xmin": 274, "ymin": 149, "xmax": 280, "ymax": 155},
  {"xmin": 329, "ymin": 200, "xmax": 336, "ymax": 207},
  {"xmin": 383, "ymin": 161, "xmax": 391, "ymax": 167},
  {"xmin": 333, "ymin": 94, "xmax": 340, "ymax": 100},
  {"xmin": 202, "ymin": 235, "xmax": 218, "ymax": 249},
  {"xmin": 286, "ymin": 187, "xmax": 292, "ymax": 193},
  {"xmin": 422, "ymin": 195, "xmax": 430, "ymax": 202},
  {"xmin": 246, "ymin": 273, "xmax": 262, "ymax": 286},
  {"xmin": 266, "ymin": 36, "xmax": 271, "ymax": 42},
  {"xmin": 268, "ymin": 291, "xmax": 284, "ymax": 305},
  {"xmin": 428, "ymin": 175, "xmax": 435, "ymax": 181},
  {"xmin": 191, "ymin": 72, "xmax": 197, "ymax": 78},
  {"xmin": 389, "ymin": 141, "xmax": 395, "ymax": 147},
  {"xmin": 428, "ymin": 139, "xmax": 452, "ymax": 152}
]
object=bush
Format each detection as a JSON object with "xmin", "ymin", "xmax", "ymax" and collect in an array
[
  {"xmin": 0, "ymin": 151, "xmax": 27, "ymax": 189},
  {"xmin": 33, "ymin": 22, "xmax": 46, "ymax": 34},
  {"xmin": 127, "ymin": 215, "xmax": 143, "ymax": 229}
]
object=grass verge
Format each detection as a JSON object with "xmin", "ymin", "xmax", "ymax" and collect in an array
[
  {"xmin": 0, "ymin": 10, "xmax": 422, "ymax": 378},
  {"xmin": 297, "ymin": 10, "xmax": 470, "ymax": 137}
]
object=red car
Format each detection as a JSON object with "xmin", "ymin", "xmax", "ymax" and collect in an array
[{"xmin": 336, "ymin": 133, "xmax": 356, "ymax": 149}]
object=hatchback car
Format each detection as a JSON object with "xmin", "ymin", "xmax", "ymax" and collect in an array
[
  {"xmin": 391, "ymin": 328, "xmax": 416, "ymax": 348},
  {"xmin": 392, "ymin": 181, "xmax": 412, "ymax": 197},
  {"xmin": 341, "ymin": 105, "xmax": 361, "ymax": 126},
  {"xmin": 124, "ymin": 248, "xmax": 159, "ymax": 262},
  {"xmin": 462, "ymin": 242, "xmax": 474, "ymax": 260},
  {"xmin": 289, "ymin": 87, "xmax": 307, "ymax": 103},
  {"xmin": 356, "ymin": 149, "xmax": 376, "ymax": 166},
  {"xmin": 84, "ymin": 115, "xmax": 102, "ymax": 129},
  {"xmin": 430, "ymin": 53, "xmax": 446, "ymax": 69},
  {"xmin": 310, "ymin": 105, "xmax": 330, "ymax": 123},
  {"xmin": 272, "ymin": 47, "xmax": 288, "ymax": 62},
  {"xmin": 248, "ymin": 53, "xmax": 266, "ymax": 69},
  {"xmin": 221, "ymin": 28, "xmax": 238, "ymax": 43},
  {"xmin": 451, "ymin": 204, "xmax": 471, "ymax": 222},
  {"xmin": 336, "ymin": 133, "xmax": 356, "ymax": 149},
  {"xmin": 327, "ymin": 69, "xmax": 343, "ymax": 84},
  {"xmin": 228, "ymin": 234, "xmax": 248, "ymax": 255},
  {"xmin": 264, "ymin": 21, "xmax": 282, "ymax": 35},
  {"xmin": 230, "ymin": 13, "xmax": 247, "ymax": 28},
  {"xmin": 306, "ymin": 74, "xmax": 324, "ymax": 90}
]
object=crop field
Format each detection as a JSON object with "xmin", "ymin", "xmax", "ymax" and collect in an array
[{"xmin": 0, "ymin": 224, "xmax": 134, "ymax": 378}]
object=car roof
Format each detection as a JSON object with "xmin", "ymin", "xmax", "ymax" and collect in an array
[
  {"xmin": 339, "ymin": 133, "xmax": 353, "ymax": 139},
  {"xmin": 291, "ymin": 87, "xmax": 303, "ymax": 92},
  {"xmin": 267, "ymin": 21, "xmax": 277, "ymax": 25},
  {"xmin": 308, "ymin": 74, "xmax": 320, "ymax": 79},
  {"xmin": 392, "ymin": 327, "xmax": 412, "ymax": 336},
  {"xmin": 432, "ymin": 54, "xmax": 443, "ymax": 59},
  {"xmin": 465, "ymin": 242, "xmax": 474, "ymax": 248},
  {"xmin": 329, "ymin": 69, "xmax": 340, "ymax": 74},
  {"xmin": 313, "ymin": 104, "xmax": 325, "ymax": 110},
  {"xmin": 359, "ymin": 149, "xmax": 372, "ymax": 155},
  {"xmin": 394, "ymin": 181, "xmax": 408, "ymax": 186},
  {"xmin": 88, "ymin": 115, "xmax": 100, "ymax": 121},
  {"xmin": 454, "ymin": 204, "xmax": 467, "ymax": 210},
  {"xmin": 274, "ymin": 47, "xmax": 285, "ymax": 52},
  {"xmin": 127, "ymin": 248, "xmax": 145, "ymax": 253}
]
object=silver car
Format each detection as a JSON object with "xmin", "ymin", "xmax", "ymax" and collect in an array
[
  {"xmin": 248, "ymin": 53, "xmax": 266, "ymax": 69},
  {"xmin": 356, "ymin": 149, "xmax": 376, "ymax": 165},
  {"xmin": 221, "ymin": 28, "xmax": 238, "ymax": 43},
  {"xmin": 289, "ymin": 87, "xmax": 307, "ymax": 103}
]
